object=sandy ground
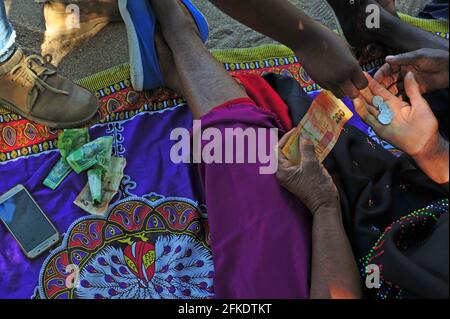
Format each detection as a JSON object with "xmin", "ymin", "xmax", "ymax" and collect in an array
[{"xmin": 5, "ymin": 0, "xmax": 432, "ymax": 80}]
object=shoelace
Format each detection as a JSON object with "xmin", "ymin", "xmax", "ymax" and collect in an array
[{"xmin": 10, "ymin": 54, "xmax": 69, "ymax": 96}]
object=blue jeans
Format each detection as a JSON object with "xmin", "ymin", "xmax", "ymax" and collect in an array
[{"xmin": 0, "ymin": 0, "xmax": 15, "ymax": 63}]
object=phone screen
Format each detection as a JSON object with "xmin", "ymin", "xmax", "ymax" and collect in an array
[{"xmin": 0, "ymin": 189, "xmax": 57, "ymax": 253}]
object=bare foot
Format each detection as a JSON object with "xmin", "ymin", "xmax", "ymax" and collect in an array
[
  {"xmin": 152, "ymin": 0, "xmax": 248, "ymax": 117},
  {"xmin": 152, "ymin": 0, "xmax": 202, "ymax": 96},
  {"xmin": 151, "ymin": 0, "xmax": 200, "ymax": 47}
]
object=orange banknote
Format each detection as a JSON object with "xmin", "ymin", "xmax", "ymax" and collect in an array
[{"xmin": 282, "ymin": 90, "xmax": 353, "ymax": 164}]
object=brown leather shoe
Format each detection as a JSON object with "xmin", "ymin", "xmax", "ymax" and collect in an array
[
  {"xmin": 0, "ymin": 48, "xmax": 98, "ymax": 128},
  {"xmin": 42, "ymin": 0, "xmax": 121, "ymax": 37},
  {"xmin": 40, "ymin": 0, "xmax": 121, "ymax": 63}
]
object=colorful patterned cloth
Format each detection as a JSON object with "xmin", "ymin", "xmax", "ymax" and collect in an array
[
  {"xmin": 0, "ymin": 15, "xmax": 448, "ymax": 299},
  {"xmin": 1, "ymin": 81, "xmax": 214, "ymax": 298}
]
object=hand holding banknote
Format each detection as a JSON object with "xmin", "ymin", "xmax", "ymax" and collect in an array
[
  {"xmin": 281, "ymin": 90, "xmax": 353, "ymax": 164},
  {"xmin": 277, "ymin": 90, "xmax": 349, "ymax": 213},
  {"xmin": 277, "ymin": 130, "xmax": 339, "ymax": 214}
]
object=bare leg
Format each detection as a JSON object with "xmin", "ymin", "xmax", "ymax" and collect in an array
[
  {"xmin": 327, "ymin": 0, "xmax": 448, "ymax": 52},
  {"xmin": 154, "ymin": 29, "xmax": 184, "ymax": 97},
  {"xmin": 152, "ymin": 0, "xmax": 248, "ymax": 119}
]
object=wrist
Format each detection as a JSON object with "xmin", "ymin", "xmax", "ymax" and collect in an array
[
  {"xmin": 413, "ymin": 133, "xmax": 445, "ymax": 162},
  {"xmin": 312, "ymin": 205, "xmax": 342, "ymax": 225},
  {"xmin": 413, "ymin": 134, "xmax": 449, "ymax": 184},
  {"xmin": 310, "ymin": 197, "xmax": 341, "ymax": 217}
]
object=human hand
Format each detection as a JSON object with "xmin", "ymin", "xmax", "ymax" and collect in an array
[
  {"xmin": 295, "ymin": 26, "xmax": 368, "ymax": 99},
  {"xmin": 276, "ymin": 130, "xmax": 340, "ymax": 214},
  {"xmin": 354, "ymin": 72, "xmax": 440, "ymax": 158},
  {"xmin": 374, "ymin": 48, "xmax": 449, "ymax": 95}
]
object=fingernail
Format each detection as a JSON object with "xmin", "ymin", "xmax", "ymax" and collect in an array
[{"xmin": 385, "ymin": 55, "xmax": 395, "ymax": 61}]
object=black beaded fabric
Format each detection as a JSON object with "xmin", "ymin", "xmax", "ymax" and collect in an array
[{"xmin": 360, "ymin": 199, "xmax": 449, "ymax": 299}]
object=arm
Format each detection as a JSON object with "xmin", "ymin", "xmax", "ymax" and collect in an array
[
  {"xmin": 209, "ymin": 0, "xmax": 368, "ymax": 99},
  {"xmin": 413, "ymin": 135, "xmax": 449, "ymax": 186},
  {"xmin": 277, "ymin": 132, "xmax": 362, "ymax": 299},
  {"xmin": 209, "ymin": 0, "xmax": 323, "ymax": 52},
  {"xmin": 310, "ymin": 204, "xmax": 362, "ymax": 299}
]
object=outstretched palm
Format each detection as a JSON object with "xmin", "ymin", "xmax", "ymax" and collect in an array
[{"xmin": 354, "ymin": 72, "xmax": 439, "ymax": 157}]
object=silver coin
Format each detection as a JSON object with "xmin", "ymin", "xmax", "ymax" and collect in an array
[
  {"xmin": 372, "ymin": 96, "xmax": 384, "ymax": 108},
  {"xmin": 378, "ymin": 111, "xmax": 393, "ymax": 125},
  {"xmin": 379, "ymin": 102, "xmax": 391, "ymax": 113},
  {"xmin": 385, "ymin": 108, "xmax": 394, "ymax": 118}
]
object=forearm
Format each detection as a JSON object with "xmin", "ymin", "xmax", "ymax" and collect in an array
[
  {"xmin": 209, "ymin": 0, "xmax": 326, "ymax": 52},
  {"xmin": 371, "ymin": 10, "xmax": 449, "ymax": 52},
  {"xmin": 413, "ymin": 135, "xmax": 449, "ymax": 185},
  {"xmin": 310, "ymin": 205, "xmax": 362, "ymax": 299}
]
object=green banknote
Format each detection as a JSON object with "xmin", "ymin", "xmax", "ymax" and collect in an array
[
  {"xmin": 87, "ymin": 168, "xmax": 103, "ymax": 204},
  {"xmin": 58, "ymin": 128, "xmax": 90, "ymax": 160},
  {"xmin": 67, "ymin": 136, "xmax": 114, "ymax": 174},
  {"xmin": 43, "ymin": 129, "xmax": 91, "ymax": 190},
  {"xmin": 43, "ymin": 158, "xmax": 72, "ymax": 190}
]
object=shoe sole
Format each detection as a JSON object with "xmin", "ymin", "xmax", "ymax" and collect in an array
[
  {"xmin": 118, "ymin": 0, "xmax": 144, "ymax": 91},
  {"xmin": 119, "ymin": 0, "xmax": 209, "ymax": 92},
  {"xmin": 0, "ymin": 97, "xmax": 99, "ymax": 129}
]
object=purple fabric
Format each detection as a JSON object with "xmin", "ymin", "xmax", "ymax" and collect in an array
[
  {"xmin": 198, "ymin": 102, "xmax": 312, "ymax": 299},
  {"xmin": 0, "ymin": 105, "xmax": 203, "ymax": 298}
]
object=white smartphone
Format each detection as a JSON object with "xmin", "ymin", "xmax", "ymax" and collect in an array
[{"xmin": 0, "ymin": 185, "xmax": 60, "ymax": 259}]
